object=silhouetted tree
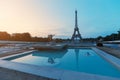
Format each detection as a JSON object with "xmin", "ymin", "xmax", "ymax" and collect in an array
[
  {"xmin": 118, "ymin": 30, "xmax": 120, "ymax": 40},
  {"xmin": 11, "ymin": 33, "xmax": 32, "ymax": 41},
  {"xmin": 0, "ymin": 31, "xmax": 11, "ymax": 40},
  {"xmin": 21, "ymin": 33, "xmax": 32, "ymax": 41},
  {"xmin": 103, "ymin": 33, "xmax": 118, "ymax": 41}
]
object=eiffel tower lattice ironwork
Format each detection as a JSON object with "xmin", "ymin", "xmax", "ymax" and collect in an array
[{"xmin": 71, "ymin": 10, "xmax": 82, "ymax": 42}]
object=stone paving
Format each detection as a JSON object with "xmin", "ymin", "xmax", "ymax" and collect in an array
[
  {"xmin": 0, "ymin": 49, "xmax": 30, "ymax": 58},
  {"xmin": 97, "ymin": 46, "xmax": 120, "ymax": 58}
]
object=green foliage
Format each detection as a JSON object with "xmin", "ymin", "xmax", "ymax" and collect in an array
[{"xmin": 103, "ymin": 33, "xmax": 119, "ymax": 41}]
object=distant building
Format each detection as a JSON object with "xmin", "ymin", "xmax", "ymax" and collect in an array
[{"xmin": 48, "ymin": 34, "xmax": 54, "ymax": 41}]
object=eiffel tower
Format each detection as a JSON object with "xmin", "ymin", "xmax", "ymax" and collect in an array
[{"xmin": 71, "ymin": 10, "xmax": 82, "ymax": 42}]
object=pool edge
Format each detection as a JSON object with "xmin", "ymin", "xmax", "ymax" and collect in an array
[{"xmin": 0, "ymin": 47, "xmax": 120, "ymax": 80}]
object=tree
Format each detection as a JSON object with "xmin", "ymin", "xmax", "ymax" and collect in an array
[
  {"xmin": 0, "ymin": 31, "xmax": 11, "ymax": 40},
  {"xmin": 21, "ymin": 33, "xmax": 32, "ymax": 41},
  {"xmin": 11, "ymin": 33, "xmax": 32, "ymax": 41}
]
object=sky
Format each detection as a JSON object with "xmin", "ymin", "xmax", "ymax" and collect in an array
[{"xmin": 0, "ymin": 0, "xmax": 120, "ymax": 39}]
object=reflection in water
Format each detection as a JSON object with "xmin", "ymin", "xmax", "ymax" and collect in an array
[
  {"xmin": 48, "ymin": 57, "xmax": 55, "ymax": 64},
  {"xmin": 10, "ymin": 49, "xmax": 120, "ymax": 77},
  {"xmin": 74, "ymin": 49, "xmax": 92, "ymax": 70},
  {"xmin": 86, "ymin": 52, "xmax": 90, "ymax": 56},
  {"xmin": 75, "ymin": 49, "xmax": 79, "ymax": 70},
  {"xmin": 32, "ymin": 50, "xmax": 67, "ymax": 58},
  {"xmin": 32, "ymin": 50, "xmax": 68, "ymax": 65}
]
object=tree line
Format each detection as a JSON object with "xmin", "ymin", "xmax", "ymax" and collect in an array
[
  {"xmin": 97, "ymin": 30, "xmax": 120, "ymax": 41},
  {"xmin": 81, "ymin": 30, "xmax": 120, "ymax": 42},
  {"xmin": 0, "ymin": 31, "xmax": 50, "ymax": 42},
  {"xmin": 0, "ymin": 30, "xmax": 119, "ymax": 42}
]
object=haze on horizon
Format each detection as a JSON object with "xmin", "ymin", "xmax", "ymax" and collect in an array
[{"xmin": 0, "ymin": 0, "xmax": 120, "ymax": 39}]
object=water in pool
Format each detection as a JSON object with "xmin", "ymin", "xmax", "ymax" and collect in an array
[{"xmin": 6, "ymin": 48, "xmax": 120, "ymax": 78}]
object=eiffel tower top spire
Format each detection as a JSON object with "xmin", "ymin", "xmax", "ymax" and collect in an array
[{"xmin": 75, "ymin": 10, "xmax": 78, "ymax": 28}]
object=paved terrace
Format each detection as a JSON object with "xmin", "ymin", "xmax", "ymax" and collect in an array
[
  {"xmin": 97, "ymin": 46, "xmax": 120, "ymax": 59},
  {"xmin": 0, "ymin": 46, "xmax": 31, "ymax": 58},
  {"xmin": 0, "ymin": 42, "xmax": 119, "ymax": 80}
]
